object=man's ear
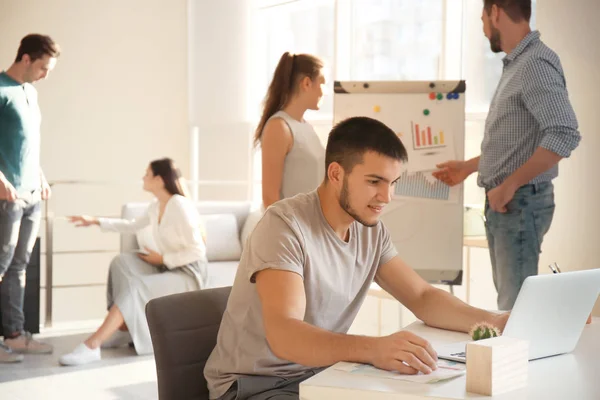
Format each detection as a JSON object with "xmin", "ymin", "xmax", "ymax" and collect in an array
[
  {"xmin": 327, "ymin": 162, "xmax": 344, "ymax": 186},
  {"xmin": 490, "ymin": 4, "xmax": 501, "ymax": 25}
]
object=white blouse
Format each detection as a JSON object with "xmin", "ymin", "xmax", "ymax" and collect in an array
[{"xmin": 98, "ymin": 195, "xmax": 207, "ymax": 269}]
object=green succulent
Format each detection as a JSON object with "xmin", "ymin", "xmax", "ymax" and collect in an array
[{"xmin": 469, "ymin": 322, "xmax": 501, "ymax": 341}]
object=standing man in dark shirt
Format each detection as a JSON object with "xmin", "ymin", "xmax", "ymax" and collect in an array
[{"xmin": 0, "ymin": 34, "xmax": 60, "ymax": 363}]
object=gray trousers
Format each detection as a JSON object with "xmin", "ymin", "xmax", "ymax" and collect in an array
[
  {"xmin": 106, "ymin": 253, "xmax": 202, "ymax": 355},
  {"xmin": 0, "ymin": 197, "xmax": 41, "ymax": 336},
  {"xmin": 219, "ymin": 368, "xmax": 324, "ymax": 400}
]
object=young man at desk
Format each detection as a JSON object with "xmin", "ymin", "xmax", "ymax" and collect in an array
[{"xmin": 204, "ymin": 117, "xmax": 509, "ymax": 400}]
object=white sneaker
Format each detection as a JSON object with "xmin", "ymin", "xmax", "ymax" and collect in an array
[
  {"xmin": 59, "ymin": 343, "xmax": 101, "ymax": 366},
  {"xmin": 101, "ymin": 330, "xmax": 132, "ymax": 349}
]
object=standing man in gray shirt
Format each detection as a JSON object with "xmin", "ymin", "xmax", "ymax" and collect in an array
[
  {"xmin": 434, "ymin": 0, "xmax": 581, "ymax": 310},
  {"xmin": 205, "ymin": 116, "xmax": 510, "ymax": 400},
  {"xmin": 0, "ymin": 34, "xmax": 59, "ymax": 363}
]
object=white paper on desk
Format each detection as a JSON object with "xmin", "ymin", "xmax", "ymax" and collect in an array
[{"xmin": 333, "ymin": 360, "xmax": 465, "ymax": 384}]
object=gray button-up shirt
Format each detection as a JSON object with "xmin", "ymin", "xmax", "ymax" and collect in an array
[{"xmin": 478, "ymin": 30, "xmax": 581, "ymax": 190}]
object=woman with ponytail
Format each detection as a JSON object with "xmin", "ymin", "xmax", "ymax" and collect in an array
[
  {"xmin": 255, "ymin": 52, "xmax": 326, "ymax": 208},
  {"xmin": 59, "ymin": 158, "xmax": 207, "ymax": 365}
]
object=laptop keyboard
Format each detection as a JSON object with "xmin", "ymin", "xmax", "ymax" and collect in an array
[{"xmin": 451, "ymin": 352, "xmax": 466, "ymax": 358}]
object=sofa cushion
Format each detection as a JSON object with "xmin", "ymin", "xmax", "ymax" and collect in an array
[
  {"xmin": 200, "ymin": 214, "xmax": 242, "ymax": 262},
  {"xmin": 205, "ymin": 261, "xmax": 239, "ymax": 289},
  {"xmin": 240, "ymin": 208, "xmax": 264, "ymax": 250}
]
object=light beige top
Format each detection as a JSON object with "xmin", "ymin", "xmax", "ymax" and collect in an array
[{"xmin": 266, "ymin": 110, "xmax": 325, "ymax": 201}]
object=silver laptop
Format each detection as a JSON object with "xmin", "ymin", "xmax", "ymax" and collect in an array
[{"xmin": 437, "ymin": 269, "xmax": 600, "ymax": 363}]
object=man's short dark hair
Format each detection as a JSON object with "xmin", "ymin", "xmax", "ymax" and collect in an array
[
  {"xmin": 483, "ymin": 0, "xmax": 531, "ymax": 22},
  {"xmin": 325, "ymin": 116, "xmax": 408, "ymax": 179},
  {"xmin": 15, "ymin": 34, "xmax": 60, "ymax": 62}
]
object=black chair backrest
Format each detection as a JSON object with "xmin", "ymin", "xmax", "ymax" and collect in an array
[{"xmin": 146, "ymin": 286, "xmax": 232, "ymax": 400}]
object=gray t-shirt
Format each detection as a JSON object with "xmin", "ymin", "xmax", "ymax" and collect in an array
[{"xmin": 204, "ymin": 190, "xmax": 398, "ymax": 399}]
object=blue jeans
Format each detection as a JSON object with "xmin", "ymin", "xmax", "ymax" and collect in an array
[
  {"xmin": 484, "ymin": 182, "xmax": 555, "ymax": 311},
  {"xmin": 0, "ymin": 195, "xmax": 41, "ymax": 336}
]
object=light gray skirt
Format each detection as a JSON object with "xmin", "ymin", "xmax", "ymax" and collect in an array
[{"xmin": 106, "ymin": 253, "xmax": 206, "ymax": 355}]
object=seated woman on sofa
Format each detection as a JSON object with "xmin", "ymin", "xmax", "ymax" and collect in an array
[{"xmin": 59, "ymin": 158, "xmax": 207, "ymax": 366}]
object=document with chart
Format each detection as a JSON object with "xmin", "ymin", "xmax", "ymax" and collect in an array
[{"xmin": 394, "ymin": 119, "xmax": 459, "ymax": 204}]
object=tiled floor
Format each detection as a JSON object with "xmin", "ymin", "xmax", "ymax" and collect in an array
[{"xmin": 0, "ymin": 330, "xmax": 158, "ymax": 399}]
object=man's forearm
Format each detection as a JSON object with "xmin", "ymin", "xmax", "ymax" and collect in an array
[
  {"xmin": 504, "ymin": 147, "xmax": 562, "ymax": 189},
  {"xmin": 465, "ymin": 156, "xmax": 480, "ymax": 174},
  {"xmin": 413, "ymin": 288, "xmax": 496, "ymax": 333},
  {"xmin": 267, "ymin": 317, "xmax": 377, "ymax": 367}
]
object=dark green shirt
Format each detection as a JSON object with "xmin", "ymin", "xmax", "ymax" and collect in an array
[{"xmin": 0, "ymin": 71, "xmax": 41, "ymax": 194}]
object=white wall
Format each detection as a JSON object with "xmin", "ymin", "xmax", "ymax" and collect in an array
[
  {"xmin": 188, "ymin": 0, "xmax": 254, "ymax": 201},
  {"xmin": 0, "ymin": 0, "xmax": 189, "ymax": 325},
  {"xmin": 0, "ymin": 0, "xmax": 190, "ymax": 185},
  {"xmin": 537, "ymin": 0, "xmax": 600, "ymax": 315}
]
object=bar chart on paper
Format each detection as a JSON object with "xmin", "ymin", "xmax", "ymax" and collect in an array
[
  {"xmin": 412, "ymin": 121, "xmax": 446, "ymax": 150},
  {"xmin": 394, "ymin": 170, "xmax": 450, "ymax": 201}
]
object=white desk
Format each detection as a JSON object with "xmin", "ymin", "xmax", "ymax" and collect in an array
[{"xmin": 300, "ymin": 318, "xmax": 600, "ymax": 400}]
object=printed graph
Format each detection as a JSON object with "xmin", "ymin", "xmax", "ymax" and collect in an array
[
  {"xmin": 412, "ymin": 121, "xmax": 446, "ymax": 150},
  {"xmin": 394, "ymin": 170, "xmax": 450, "ymax": 201}
]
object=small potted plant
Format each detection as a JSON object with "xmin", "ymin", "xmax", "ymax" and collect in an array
[{"xmin": 469, "ymin": 322, "xmax": 501, "ymax": 341}]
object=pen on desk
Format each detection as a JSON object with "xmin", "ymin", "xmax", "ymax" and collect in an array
[
  {"xmin": 553, "ymin": 262, "xmax": 562, "ymax": 273},
  {"xmin": 548, "ymin": 263, "xmax": 558, "ymax": 274}
]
